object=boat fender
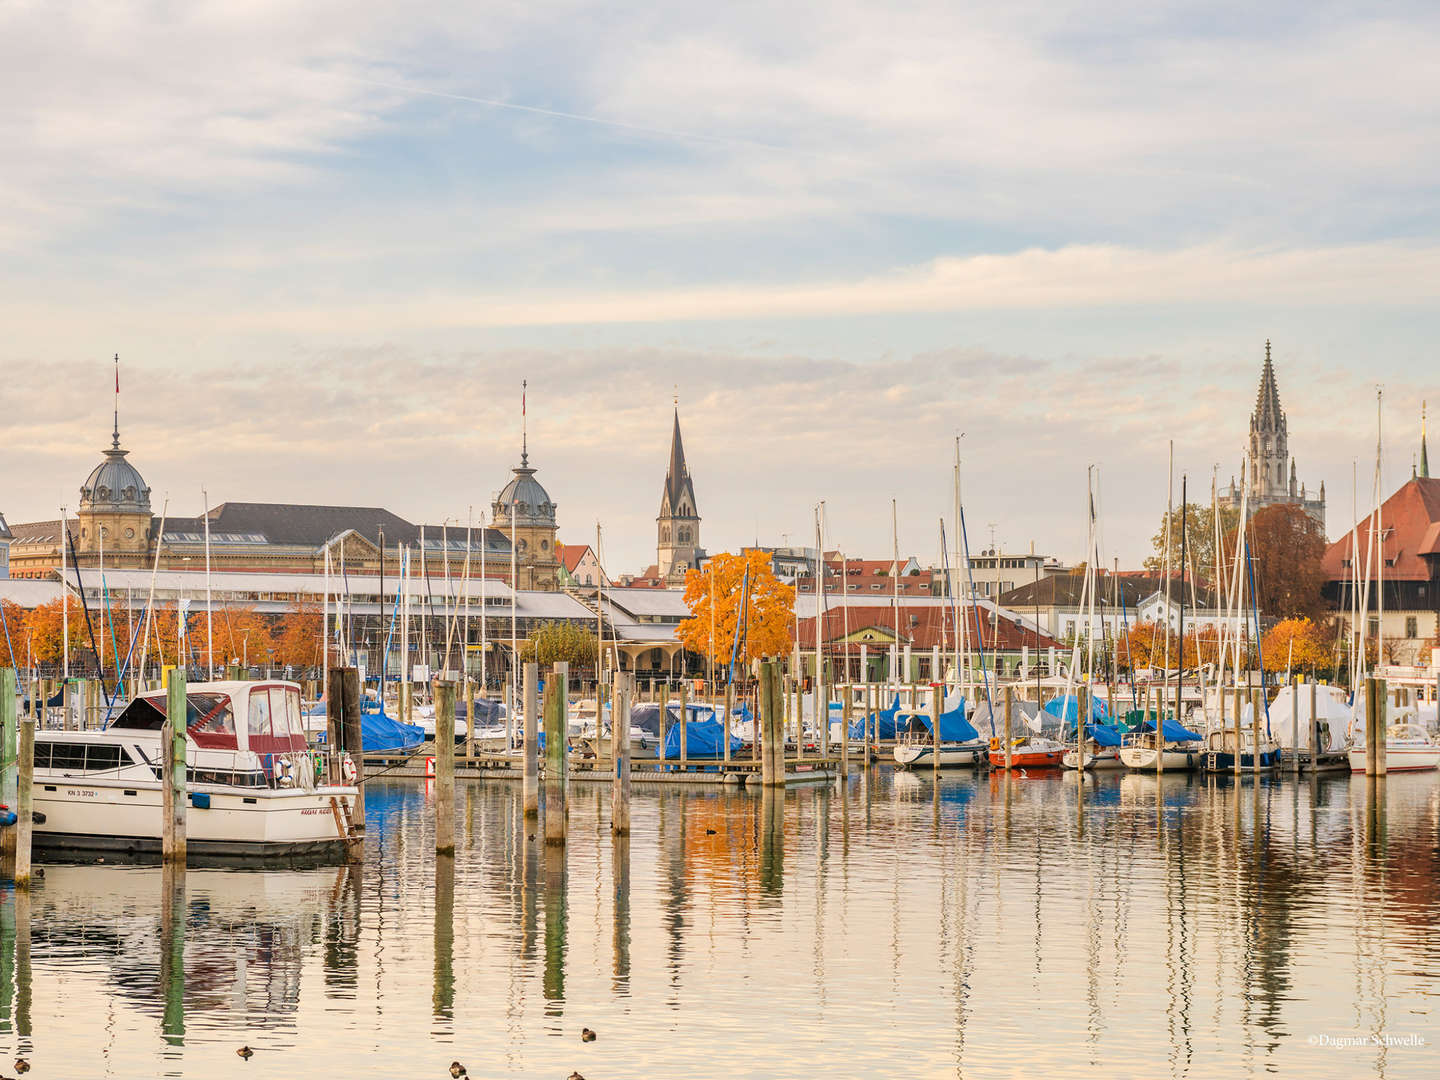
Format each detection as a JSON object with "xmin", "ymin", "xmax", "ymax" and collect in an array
[
  {"xmin": 189, "ymin": 792, "xmax": 211, "ymax": 810},
  {"xmin": 0, "ymin": 806, "xmax": 15, "ymax": 828}
]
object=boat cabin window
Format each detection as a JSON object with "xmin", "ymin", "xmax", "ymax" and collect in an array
[
  {"xmin": 248, "ymin": 690, "xmax": 272, "ymax": 737},
  {"xmin": 35, "ymin": 742, "xmax": 130, "ymax": 772}
]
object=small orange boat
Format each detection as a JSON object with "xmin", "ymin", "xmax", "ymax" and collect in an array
[{"xmin": 987, "ymin": 736, "xmax": 1066, "ymax": 769}]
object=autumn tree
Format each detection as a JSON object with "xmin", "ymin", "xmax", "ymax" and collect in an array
[
  {"xmin": 1146, "ymin": 503, "xmax": 1240, "ymax": 574},
  {"xmin": 519, "ymin": 621, "xmax": 598, "ymax": 670},
  {"xmin": 0, "ymin": 600, "xmax": 28, "ymax": 666},
  {"xmin": 679, "ymin": 550, "xmax": 796, "ymax": 670},
  {"xmin": 272, "ymin": 606, "xmax": 324, "ymax": 669},
  {"xmin": 1231, "ymin": 504, "xmax": 1326, "ymax": 619},
  {"xmin": 1261, "ymin": 616, "xmax": 1333, "ymax": 675},
  {"xmin": 19, "ymin": 598, "xmax": 89, "ymax": 667}
]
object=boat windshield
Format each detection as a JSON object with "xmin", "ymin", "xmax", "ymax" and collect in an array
[{"xmin": 112, "ymin": 692, "xmax": 235, "ymax": 736}]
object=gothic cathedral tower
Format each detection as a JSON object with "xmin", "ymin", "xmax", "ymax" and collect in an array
[
  {"xmin": 1248, "ymin": 340, "xmax": 1289, "ymax": 499},
  {"xmin": 1223, "ymin": 340, "xmax": 1325, "ymax": 528},
  {"xmin": 657, "ymin": 407, "xmax": 702, "ymax": 585}
]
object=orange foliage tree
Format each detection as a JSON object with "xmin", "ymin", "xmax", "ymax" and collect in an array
[
  {"xmin": 18, "ymin": 598, "xmax": 89, "ymax": 667},
  {"xmin": 271, "ymin": 606, "xmax": 324, "ymax": 669},
  {"xmin": 0, "ymin": 599, "xmax": 28, "ymax": 666},
  {"xmin": 679, "ymin": 551, "xmax": 796, "ymax": 671},
  {"xmin": 1262, "ymin": 616, "xmax": 1334, "ymax": 675}
]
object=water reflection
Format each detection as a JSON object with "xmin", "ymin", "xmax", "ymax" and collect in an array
[{"xmin": 0, "ymin": 771, "xmax": 1432, "ymax": 1079}]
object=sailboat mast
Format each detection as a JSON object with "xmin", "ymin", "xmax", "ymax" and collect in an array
[
  {"xmin": 60, "ymin": 504, "xmax": 69, "ymax": 681},
  {"xmin": 1375, "ymin": 388, "xmax": 1385, "ymax": 672},
  {"xmin": 203, "ymin": 487, "xmax": 213, "ymax": 678},
  {"xmin": 891, "ymin": 498, "xmax": 900, "ymax": 694},
  {"xmin": 815, "ymin": 502, "xmax": 826, "ymax": 748}
]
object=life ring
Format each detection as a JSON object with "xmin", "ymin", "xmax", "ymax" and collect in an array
[
  {"xmin": 988, "ymin": 737, "xmax": 1000, "ymax": 751},
  {"xmin": 273, "ymin": 755, "xmax": 294, "ymax": 787},
  {"xmin": 340, "ymin": 755, "xmax": 358, "ymax": 786}
]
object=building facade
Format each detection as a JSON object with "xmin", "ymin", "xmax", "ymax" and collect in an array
[
  {"xmin": 6, "ymin": 420, "xmax": 515, "ymax": 583},
  {"xmin": 1322, "ymin": 474, "xmax": 1440, "ymax": 667},
  {"xmin": 1221, "ymin": 341, "xmax": 1325, "ymax": 527}
]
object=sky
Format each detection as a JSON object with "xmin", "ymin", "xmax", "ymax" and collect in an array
[{"xmin": 3, "ymin": 0, "xmax": 1439, "ymax": 574}]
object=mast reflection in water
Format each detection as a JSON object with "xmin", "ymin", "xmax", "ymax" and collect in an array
[{"xmin": 0, "ymin": 771, "xmax": 1436, "ymax": 1079}]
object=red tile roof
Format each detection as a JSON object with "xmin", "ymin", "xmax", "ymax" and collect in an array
[
  {"xmin": 794, "ymin": 603, "xmax": 1057, "ymax": 651},
  {"xmin": 1322, "ymin": 477, "xmax": 1440, "ymax": 583},
  {"xmin": 555, "ymin": 543, "xmax": 591, "ymax": 575}
]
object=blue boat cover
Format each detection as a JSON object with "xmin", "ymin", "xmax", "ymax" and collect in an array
[
  {"xmin": 659, "ymin": 718, "xmax": 745, "ymax": 759},
  {"xmin": 849, "ymin": 694, "xmax": 901, "ymax": 739},
  {"xmin": 360, "ymin": 708, "xmax": 425, "ymax": 753},
  {"xmin": 1083, "ymin": 722, "xmax": 1124, "ymax": 747},
  {"xmin": 917, "ymin": 701, "xmax": 981, "ymax": 743},
  {"xmin": 1134, "ymin": 716, "xmax": 1202, "ymax": 742},
  {"xmin": 1044, "ymin": 693, "xmax": 1109, "ymax": 723}
]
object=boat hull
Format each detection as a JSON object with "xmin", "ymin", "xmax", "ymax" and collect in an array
[
  {"xmin": 1119, "ymin": 746, "xmax": 1202, "ymax": 771},
  {"xmin": 1061, "ymin": 748, "xmax": 1126, "ymax": 770},
  {"xmin": 894, "ymin": 743, "xmax": 986, "ymax": 768},
  {"xmin": 32, "ymin": 778, "xmax": 358, "ymax": 860},
  {"xmin": 988, "ymin": 750, "xmax": 1064, "ymax": 769},
  {"xmin": 1201, "ymin": 749, "xmax": 1282, "ymax": 772},
  {"xmin": 1347, "ymin": 745, "xmax": 1440, "ymax": 772}
]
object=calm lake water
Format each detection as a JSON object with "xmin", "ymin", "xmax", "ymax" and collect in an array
[{"xmin": 1, "ymin": 768, "xmax": 1436, "ymax": 1078}]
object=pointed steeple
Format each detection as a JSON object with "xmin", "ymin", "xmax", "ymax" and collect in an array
[
  {"xmin": 1420, "ymin": 400, "xmax": 1431, "ymax": 479},
  {"xmin": 1253, "ymin": 339, "xmax": 1284, "ymax": 431},
  {"xmin": 662, "ymin": 406, "xmax": 697, "ymax": 517}
]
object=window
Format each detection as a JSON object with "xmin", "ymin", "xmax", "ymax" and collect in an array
[
  {"xmin": 248, "ymin": 690, "xmax": 272, "ymax": 737},
  {"xmin": 85, "ymin": 744, "xmax": 124, "ymax": 771},
  {"xmin": 1406, "ymin": 616, "xmax": 1418, "ymax": 639},
  {"xmin": 269, "ymin": 688, "xmax": 294, "ymax": 737}
]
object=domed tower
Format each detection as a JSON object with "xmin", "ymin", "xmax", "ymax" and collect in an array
[
  {"xmin": 491, "ymin": 409, "xmax": 559, "ymax": 591},
  {"xmin": 75, "ymin": 415, "xmax": 154, "ymax": 565}
]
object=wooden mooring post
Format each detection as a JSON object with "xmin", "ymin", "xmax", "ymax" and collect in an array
[
  {"xmin": 340, "ymin": 667, "xmax": 365, "ymax": 821},
  {"xmin": 679, "ymin": 679, "xmax": 688, "ymax": 766},
  {"xmin": 523, "ymin": 662, "xmax": 539, "ymax": 817},
  {"xmin": 162, "ymin": 667, "xmax": 187, "ymax": 864},
  {"xmin": 1310, "ymin": 679, "xmax": 1320, "ymax": 770},
  {"xmin": 544, "ymin": 661, "xmax": 568, "ymax": 844},
  {"xmin": 1003, "ymin": 684, "xmax": 1013, "ymax": 771},
  {"xmin": 840, "ymin": 686, "xmax": 850, "ymax": 779},
  {"xmin": 15, "ymin": 714, "xmax": 34, "ymax": 887},
  {"xmin": 0, "ymin": 668, "xmax": 16, "ymax": 863},
  {"xmin": 1365, "ymin": 676, "xmax": 1388, "ymax": 776},
  {"xmin": 434, "ymin": 680, "xmax": 456, "ymax": 855},
  {"xmin": 326, "ymin": 666, "xmax": 345, "ymax": 787},
  {"xmin": 760, "ymin": 659, "xmax": 783, "ymax": 787},
  {"xmin": 611, "ymin": 673, "xmax": 631, "ymax": 836}
]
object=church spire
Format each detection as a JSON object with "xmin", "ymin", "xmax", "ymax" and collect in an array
[
  {"xmin": 664, "ymin": 405, "xmax": 695, "ymax": 515},
  {"xmin": 1422, "ymin": 400, "xmax": 1430, "ymax": 479},
  {"xmin": 1253, "ymin": 339, "xmax": 1283, "ymax": 430}
]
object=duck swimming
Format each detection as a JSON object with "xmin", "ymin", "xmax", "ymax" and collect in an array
[
  {"xmin": 449, "ymin": 1063, "xmax": 467, "ymax": 1078},
  {"xmin": 581, "ymin": 1028, "xmax": 597, "ymax": 1042},
  {"xmin": 236, "ymin": 1046, "xmax": 254, "ymax": 1060}
]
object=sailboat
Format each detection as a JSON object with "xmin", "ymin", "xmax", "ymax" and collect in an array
[{"xmin": 893, "ymin": 691, "xmax": 987, "ymax": 768}]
